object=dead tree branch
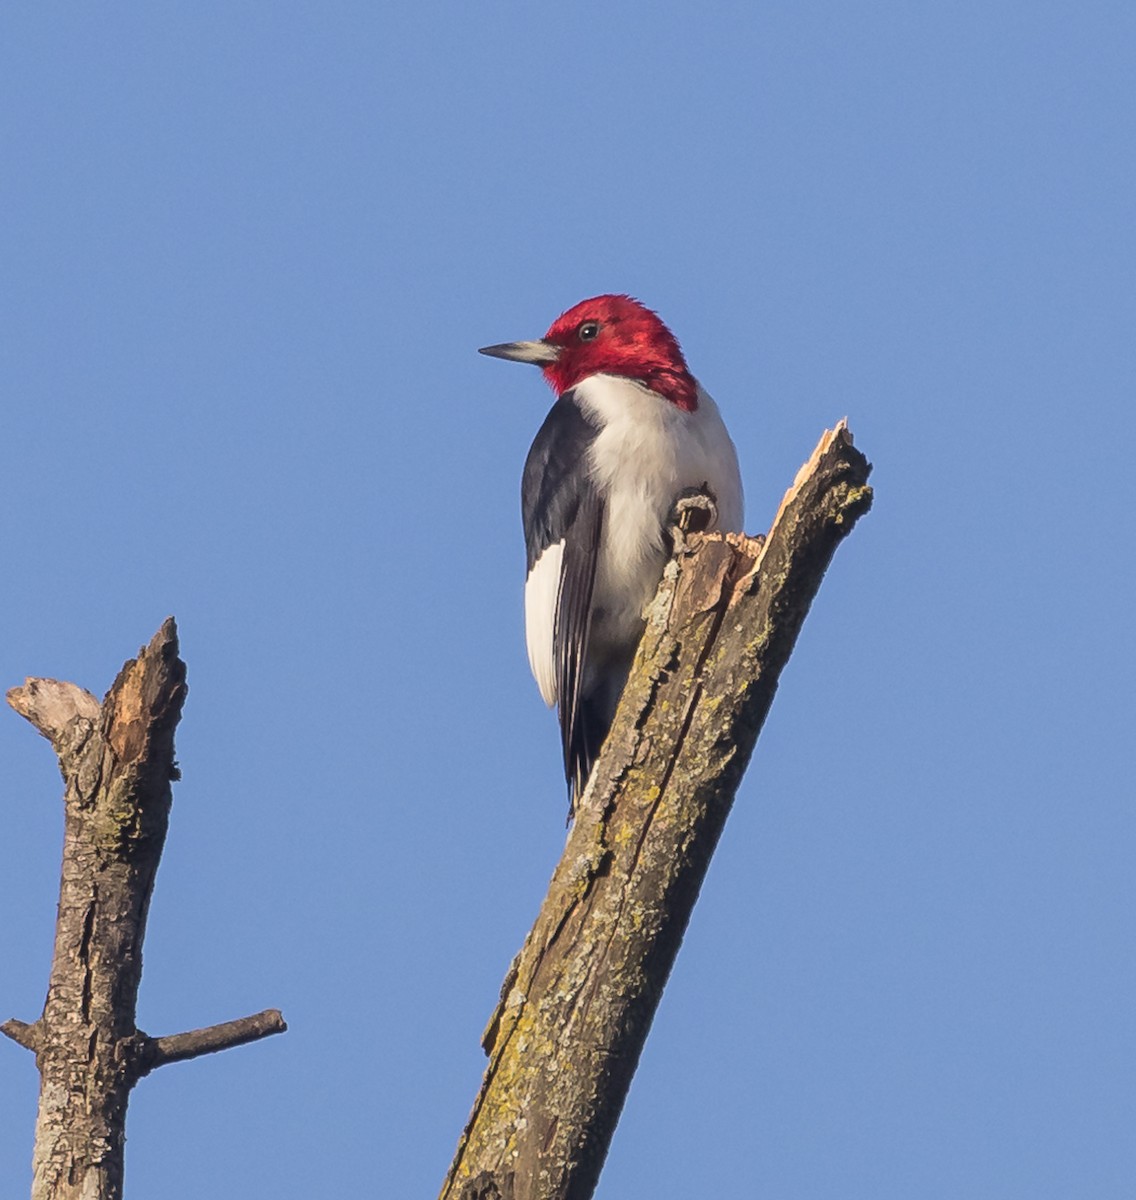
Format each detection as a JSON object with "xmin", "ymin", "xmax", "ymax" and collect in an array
[
  {"xmin": 4, "ymin": 619, "xmax": 287, "ymax": 1200},
  {"xmin": 137, "ymin": 1009, "xmax": 287, "ymax": 1074},
  {"xmin": 441, "ymin": 422, "xmax": 872, "ymax": 1200}
]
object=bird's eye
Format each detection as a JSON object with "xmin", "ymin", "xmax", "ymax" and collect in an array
[{"xmin": 577, "ymin": 320, "xmax": 600, "ymax": 342}]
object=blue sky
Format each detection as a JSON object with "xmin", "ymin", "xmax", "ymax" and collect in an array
[{"xmin": 2, "ymin": 3, "xmax": 1133, "ymax": 1196}]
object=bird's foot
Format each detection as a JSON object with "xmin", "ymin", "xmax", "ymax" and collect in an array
[{"xmin": 669, "ymin": 485, "xmax": 718, "ymax": 553}]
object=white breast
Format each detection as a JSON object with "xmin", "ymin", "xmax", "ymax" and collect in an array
[{"xmin": 574, "ymin": 374, "xmax": 744, "ymax": 655}]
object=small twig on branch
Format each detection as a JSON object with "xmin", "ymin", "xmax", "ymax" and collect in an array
[
  {"xmin": 5, "ymin": 619, "xmax": 287, "ymax": 1200},
  {"xmin": 442, "ymin": 422, "xmax": 873, "ymax": 1200},
  {"xmin": 139, "ymin": 1009, "xmax": 288, "ymax": 1074}
]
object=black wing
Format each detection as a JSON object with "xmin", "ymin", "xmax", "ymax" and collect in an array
[
  {"xmin": 521, "ymin": 392, "xmax": 604, "ymax": 806},
  {"xmin": 556, "ymin": 488, "xmax": 603, "ymax": 805},
  {"xmin": 521, "ymin": 392, "xmax": 600, "ymax": 569}
]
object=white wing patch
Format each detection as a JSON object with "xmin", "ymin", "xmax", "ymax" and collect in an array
[{"xmin": 524, "ymin": 541, "xmax": 563, "ymax": 707}]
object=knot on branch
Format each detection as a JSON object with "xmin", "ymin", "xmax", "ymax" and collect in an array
[{"xmin": 459, "ymin": 1173, "xmax": 515, "ymax": 1200}]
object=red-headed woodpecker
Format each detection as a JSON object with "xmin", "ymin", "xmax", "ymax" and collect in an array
[{"xmin": 480, "ymin": 294, "xmax": 743, "ymax": 813}]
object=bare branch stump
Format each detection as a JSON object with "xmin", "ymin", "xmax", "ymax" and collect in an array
[
  {"xmin": 442, "ymin": 423, "xmax": 872, "ymax": 1200},
  {"xmin": 3, "ymin": 620, "xmax": 287, "ymax": 1200}
]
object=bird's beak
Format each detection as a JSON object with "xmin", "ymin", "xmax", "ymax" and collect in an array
[{"xmin": 478, "ymin": 339, "xmax": 560, "ymax": 366}]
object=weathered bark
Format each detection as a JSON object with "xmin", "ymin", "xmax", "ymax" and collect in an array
[
  {"xmin": 441, "ymin": 423, "xmax": 872, "ymax": 1200},
  {"xmin": 2, "ymin": 620, "xmax": 286, "ymax": 1200}
]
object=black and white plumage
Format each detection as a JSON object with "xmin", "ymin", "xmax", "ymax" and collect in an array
[{"xmin": 482, "ymin": 295, "xmax": 744, "ymax": 814}]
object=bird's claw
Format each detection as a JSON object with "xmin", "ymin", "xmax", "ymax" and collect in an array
[{"xmin": 669, "ymin": 485, "xmax": 717, "ymax": 553}]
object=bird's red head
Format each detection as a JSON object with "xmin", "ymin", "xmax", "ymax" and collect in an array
[
  {"xmin": 541, "ymin": 295, "xmax": 698, "ymax": 411},
  {"xmin": 479, "ymin": 295, "xmax": 699, "ymax": 412}
]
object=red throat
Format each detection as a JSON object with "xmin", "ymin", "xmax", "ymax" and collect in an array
[{"xmin": 540, "ymin": 294, "xmax": 698, "ymax": 412}]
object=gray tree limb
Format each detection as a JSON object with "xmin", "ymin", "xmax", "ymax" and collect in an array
[
  {"xmin": 4, "ymin": 620, "xmax": 287, "ymax": 1200},
  {"xmin": 441, "ymin": 422, "xmax": 873, "ymax": 1200}
]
